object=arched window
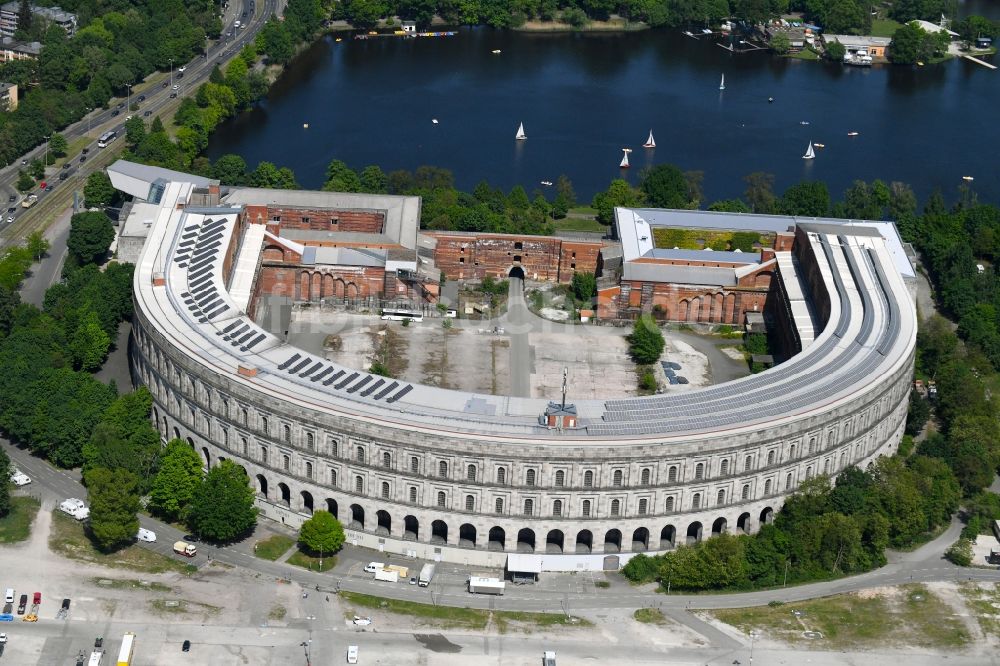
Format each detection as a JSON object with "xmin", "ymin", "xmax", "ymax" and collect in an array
[
  {"xmin": 381, "ymin": 481, "xmax": 390, "ymax": 499},
  {"xmin": 582, "ymin": 500, "xmax": 591, "ymax": 517},
  {"xmin": 496, "ymin": 467, "xmax": 506, "ymax": 484},
  {"xmin": 437, "ymin": 491, "xmax": 446, "ymax": 507},
  {"xmin": 584, "ymin": 470, "xmax": 594, "ymax": 487},
  {"xmin": 640, "ymin": 468, "xmax": 651, "ymax": 485},
  {"xmin": 305, "ymin": 432, "xmax": 314, "ymax": 450},
  {"xmin": 808, "ymin": 437, "xmax": 816, "ymax": 453},
  {"xmin": 692, "ymin": 493, "xmax": 701, "ymax": 509},
  {"xmin": 695, "ymin": 463, "xmax": 704, "ymax": 480},
  {"xmin": 282, "ymin": 424, "xmax": 290, "ymax": 443},
  {"xmin": 411, "ymin": 456, "xmax": 419, "ymax": 473},
  {"xmin": 764, "ymin": 479, "xmax": 772, "ymax": 495},
  {"xmin": 553, "ymin": 500, "xmax": 563, "ymax": 516},
  {"xmin": 382, "ymin": 452, "xmax": 391, "ymax": 468},
  {"xmin": 806, "ymin": 465, "xmax": 813, "ymax": 479},
  {"xmin": 305, "ymin": 462, "xmax": 313, "ymax": 479},
  {"xmin": 241, "ymin": 437, "xmax": 248, "ymax": 455},
  {"xmin": 526, "ymin": 469, "xmax": 536, "ymax": 486},
  {"xmin": 741, "ymin": 484, "xmax": 750, "ymax": 500},
  {"xmin": 668, "ymin": 466, "xmax": 678, "ymax": 483},
  {"xmin": 744, "ymin": 457, "xmax": 752, "ymax": 472},
  {"xmin": 613, "ymin": 470, "xmax": 623, "ymax": 487},
  {"xmin": 720, "ymin": 459, "xmax": 729, "ymax": 476},
  {"xmin": 823, "ymin": 459, "xmax": 830, "ymax": 474},
  {"xmin": 665, "ymin": 496, "xmax": 675, "ymax": 512},
  {"xmin": 261, "ymin": 416, "xmax": 268, "ymax": 433},
  {"xmin": 465, "ymin": 495, "xmax": 475, "ymax": 511},
  {"xmin": 785, "ymin": 472, "xmax": 793, "ymax": 489},
  {"xmin": 638, "ymin": 498, "xmax": 647, "ymax": 515},
  {"xmin": 495, "ymin": 498, "xmax": 504, "ymax": 514},
  {"xmin": 438, "ymin": 461, "xmax": 448, "ymax": 478},
  {"xmin": 523, "ymin": 499, "xmax": 534, "ymax": 516},
  {"xmin": 282, "ymin": 454, "xmax": 290, "ymax": 471},
  {"xmin": 330, "ymin": 469, "xmax": 338, "ymax": 486},
  {"xmin": 467, "ymin": 464, "xmax": 476, "ymax": 481},
  {"xmin": 329, "ymin": 438, "xmax": 339, "ymax": 456},
  {"xmin": 356, "ymin": 446, "xmax": 365, "ymax": 463},
  {"xmin": 789, "ymin": 444, "xmax": 797, "ymax": 459},
  {"xmin": 717, "ymin": 489, "xmax": 726, "ymax": 505},
  {"xmin": 240, "ymin": 408, "xmax": 248, "ymax": 424},
  {"xmin": 409, "ymin": 486, "xmax": 417, "ymax": 503},
  {"xmin": 555, "ymin": 470, "xmax": 565, "ymax": 487},
  {"xmin": 610, "ymin": 499, "xmax": 620, "ymax": 516},
  {"xmin": 355, "ymin": 475, "xmax": 363, "ymax": 493},
  {"xmin": 767, "ymin": 450, "xmax": 776, "ymax": 466},
  {"xmin": 840, "ymin": 452, "xmax": 847, "ymax": 469}
]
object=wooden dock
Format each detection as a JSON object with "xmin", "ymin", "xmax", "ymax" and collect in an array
[{"xmin": 963, "ymin": 54, "xmax": 997, "ymax": 69}]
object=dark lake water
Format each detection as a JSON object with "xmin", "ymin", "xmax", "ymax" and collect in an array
[{"xmin": 207, "ymin": 25, "xmax": 1000, "ymax": 205}]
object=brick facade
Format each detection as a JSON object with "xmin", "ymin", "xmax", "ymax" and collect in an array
[
  {"xmin": 243, "ymin": 204, "xmax": 385, "ymax": 234},
  {"xmin": 432, "ymin": 232, "xmax": 601, "ymax": 283},
  {"xmin": 257, "ymin": 265, "xmax": 387, "ymax": 301}
]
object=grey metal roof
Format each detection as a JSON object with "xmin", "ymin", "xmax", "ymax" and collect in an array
[
  {"xmin": 647, "ymin": 248, "xmax": 761, "ymax": 264},
  {"xmin": 311, "ymin": 247, "xmax": 386, "ymax": 267},
  {"xmin": 108, "ymin": 160, "xmax": 217, "ymax": 189},
  {"xmin": 622, "ymin": 263, "xmax": 737, "ymax": 286}
]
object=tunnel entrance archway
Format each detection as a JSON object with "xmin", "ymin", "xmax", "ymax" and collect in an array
[{"xmin": 508, "ymin": 266, "xmax": 525, "ymax": 280}]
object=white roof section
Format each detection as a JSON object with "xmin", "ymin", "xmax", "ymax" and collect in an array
[
  {"xmin": 108, "ymin": 159, "xmax": 216, "ymax": 200},
  {"xmin": 909, "ymin": 20, "xmax": 958, "ymax": 37},
  {"xmin": 649, "ymin": 248, "xmax": 761, "ymax": 264},
  {"xmin": 825, "ymin": 34, "xmax": 892, "ymax": 47},
  {"xmin": 506, "ymin": 553, "xmax": 543, "ymax": 573},
  {"xmin": 775, "ymin": 251, "xmax": 817, "ymax": 348},
  {"xmin": 230, "ymin": 223, "xmax": 266, "ymax": 312},
  {"xmin": 120, "ymin": 201, "xmax": 161, "ymax": 239},
  {"xmin": 223, "ymin": 187, "xmax": 421, "ymax": 250},
  {"xmin": 128, "ymin": 168, "xmax": 916, "ymax": 443}
]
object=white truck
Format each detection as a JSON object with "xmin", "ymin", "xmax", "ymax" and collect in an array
[
  {"xmin": 374, "ymin": 568, "xmax": 399, "ymax": 583},
  {"xmin": 467, "ymin": 576, "xmax": 505, "ymax": 595},
  {"xmin": 543, "ymin": 651, "xmax": 557, "ymax": 666},
  {"xmin": 418, "ymin": 563, "xmax": 436, "ymax": 587}
]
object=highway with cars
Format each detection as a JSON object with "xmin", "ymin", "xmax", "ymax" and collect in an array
[{"xmin": 0, "ymin": 0, "xmax": 277, "ymax": 245}]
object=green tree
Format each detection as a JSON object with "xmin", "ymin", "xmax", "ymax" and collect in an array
[
  {"xmin": 552, "ymin": 174, "xmax": 576, "ymax": 219},
  {"xmin": 212, "ymin": 154, "xmax": 248, "ymax": 185},
  {"xmin": 945, "ymin": 538, "xmax": 973, "ymax": 566},
  {"xmin": 708, "ymin": 198, "xmax": 751, "ymax": 213},
  {"xmin": 16, "ymin": 170, "xmax": 34, "ymax": 193},
  {"xmin": 904, "ymin": 389, "xmax": 930, "ymax": 436},
  {"xmin": 298, "ymin": 509, "xmax": 346, "ymax": 554},
  {"xmin": 770, "ymin": 33, "xmax": 791, "ymax": 54},
  {"xmin": 29, "ymin": 159, "xmax": 45, "ymax": 180},
  {"xmin": 571, "ymin": 271, "xmax": 596, "ymax": 302},
  {"xmin": 825, "ymin": 40, "xmax": 846, "ymax": 61},
  {"xmin": 323, "ymin": 159, "xmax": 362, "ymax": 192},
  {"xmin": 780, "ymin": 181, "xmax": 830, "ymax": 217},
  {"xmin": 744, "ymin": 172, "xmax": 777, "ymax": 213},
  {"xmin": 70, "ymin": 310, "xmax": 111, "ymax": 371},
  {"xmin": 592, "ymin": 179, "xmax": 644, "ymax": 224},
  {"xmin": 359, "ymin": 165, "xmax": 388, "ymax": 193},
  {"xmin": 187, "ymin": 460, "xmax": 257, "ymax": 541},
  {"xmin": 149, "ymin": 439, "xmax": 205, "ymax": 521},
  {"xmin": 25, "ymin": 231, "xmax": 50, "ymax": 262},
  {"xmin": 124, "ymin": 115, "xmax": 146, "ymax": 148},
  {"xmin": 627, "ymin": 314, "xmax": 665, "ymax": 365},
  {"xmin": 86, "ymin": 466, "xmax": 141, "ymax": 552},
  {"xmin": 83, "ymin": 172, "xmax": 116, "ymax": 208},
  {"xmin": 640, "ymin": 163, "xmax": 691, "ymax": 209},
  {"xmin": 48, "ymin": 132, "xmax": 68, "ymax": 157},
  {"xmin": 370, "ymin": 360, "xmax": 392, "ymax": 377},
  {"xmin": 67, "ymin": 211, "xmax": 115, "ymax": 265}
]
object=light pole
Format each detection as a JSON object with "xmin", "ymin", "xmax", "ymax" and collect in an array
[
  {"xmin": 783, "ymin": 559, "xmax": 790, "ymax": 588},
  {"xmin": 43, "ymin": 135, "xmax": 50, "ymax": 168},
  {"xmin": 299, "ymin": 640, "xmax": 311, "ymax": 666},
  {"xmin": 84, "ymin": 107, "xmax": 92, "ymax": 134},
  {"xmin": 749, "ymin": 629, "xmax": 758, "ymax": 666},
  {"xmin": 126, "ymin": 83, "xmax": 132, "ymax": 113},
  {"xmin": 169, "ymin": 58, "xmax": 173, "ymax": 89}
]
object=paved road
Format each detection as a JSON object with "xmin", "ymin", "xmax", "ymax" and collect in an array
[
  {"xmin": 18, "ymin": 206, "xmax": 70, "ymax": 307},
  {"xmin": 0, "ymin": 0, "xmax": 275, "ymax": 244},
  {"xmin": 503, "ymin": 277, "xmax": 532, "ymax": 397}
]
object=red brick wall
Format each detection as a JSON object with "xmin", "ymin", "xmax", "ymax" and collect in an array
[
  {"xmin": 266, "ymin": 207, "xmax": 384, "ymax": 234},
  {"xmin": 432, "ymin": 233, "xmax": 601, "ymax": 283},
  {"xmin": 257, "ymin": 266, "xmax": 387, "ymax": 301}
]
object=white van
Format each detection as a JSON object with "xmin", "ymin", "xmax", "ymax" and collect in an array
[
  {"xmin": 59, "ymin": 498, "xmax": 90, "ymax": 520},
  {"xmin": 234, "ymin": 20, "xmax": 241, "ymax": 28},
  {"xmin": 346, "ymin": 645, "xmax": 358, "ymax": 663},
  {"xmin": 4, "ymin": 588, "xmax": 14, "ymax": 604}
]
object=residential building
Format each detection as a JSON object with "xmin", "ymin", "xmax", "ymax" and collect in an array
[
  {"xmin": 0, "ymin": 81, "xmax": 17, "ymax": 110},
  {"xmin": 0, "ymin": 2, "xmax": 76, "ymax": 39},
  {"xmin": 0, "ymin": 36, "xmax": 40, "ymax": 61}
]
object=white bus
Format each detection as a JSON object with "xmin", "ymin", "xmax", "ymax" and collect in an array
[
  {"xmin": 116, "ymin": 632, "xmax": 135, "ymax": 665},
  {"xmin": 97, "ymin": 131, "xmax": 117, "ymax": 148},
  {"xmin": 380, "ymin": 308, "xmax": 423, "ymax": 322}
]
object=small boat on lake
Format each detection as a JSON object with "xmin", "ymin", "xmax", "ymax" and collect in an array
[
  {"xmin": 515, "ymin": 122, "xmax": 526, "ymax": 140},
  {"xmin": 620, "ymin": 148, "xmax": 632, "ymax": 169},
  {"xmin": 492, "ymin": 49, "xmax": 501, "ymax": 54},
  {"xmin": 643, "ymin": 130, "xmax": 656, "ymax": 148},
  {"xmin": 432, "ymin": 119, "xmax": 439, "ymax": 124},
  {"xmin": 803, "ymin": 142, "xmax": 815, "ymax": 160},
  {"xmin": 799, "ymin": 121, "xmax": 810, "ymax": 125},
  {"xmin": 719, "ymin": 73, "xmax": 725, "ymax": 90},
  {"xmin": 813, "ymin": 143, "xmax": 825, "ymax": 148},
  {"xmin": 847, "ymin": 131, "xmax": 859, "ymax": 137},
  {"xmin": 541, "ymin": 181, "xmax": 553, "ymax": 186},
  {"xmin": 963, "ymin": 176, "xmax": 975, "ymax": 181}
]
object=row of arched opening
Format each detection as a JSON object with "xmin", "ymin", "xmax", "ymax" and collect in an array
[{"xmin": 254, "ymin": 472, "xmax": 775, "ymax": 553}]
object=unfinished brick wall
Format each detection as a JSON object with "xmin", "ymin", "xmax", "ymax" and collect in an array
[
  {"xmin": 257, "ymin": 266, "xmax": 387, "ymax": 301},
  {"xmin": 266, "ymin": 207, "xmax": 385, "ymax": 233},
  {"xmin": 432, "ymin": 233, "xmax": 601, "ymax": 283}
]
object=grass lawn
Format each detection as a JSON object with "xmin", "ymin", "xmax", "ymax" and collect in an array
[
  {"xmin": 551, "ymin": 217, "xmax": 606, "ymax": 233},
  {"xmin": 710, "ymin": 585, "xmax": 969, "ymax": 650},
  {"xmin": 48, "ymin": 510, "xmax": 192, "ymax": 574},
  {"xmin": 633, "ymin": 608, "xmax": 670, "ymax": 625},
  {"xmin": 253, "ymin": 534, "xmax": 295, "ymax": 561},
  {"xmin": 90, "ymin": 577, "xmax": 172, "ymax": 593},
  {"xmin": 871, "ymin": 18, "xmax": 902, "ymax": 38},
  {"xmin": 0, "ymin": 496, "xmax": 40, "ymax": 544},
  {"xmin": 788, "ymin": 48, "xmax": 820, "ymax": 61},
  {"xmin": 960, "ymin": 582, "xmax": 1000, "ymax": 638},
  {"xmin": 568, "ymin": 206, "xmax": 598, "ymax": 216},
  {"xmin": 286, "ymin": 548, "xmax": 337, "ymax": 572},
  {"xmin": 340, "ymin": 591, "xmax": 592, "ymax": 633}
]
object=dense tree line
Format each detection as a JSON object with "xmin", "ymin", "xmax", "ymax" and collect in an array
[{"xmin": 0, "ymin": 0, "xmax": 220, "ymax": 167}]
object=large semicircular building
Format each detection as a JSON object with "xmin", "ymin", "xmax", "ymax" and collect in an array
[{"xmin": 112, "ymin": 160, "xmax": 917, "ymax": 572}]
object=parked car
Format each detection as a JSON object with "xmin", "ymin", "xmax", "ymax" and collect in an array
[
  {"xmin": 17, "ymin": 594, "xmax": 26, "ymax": 614},
  {"xmin": 61, "ymin": 598, "xmax": 70, "ymax": 611},
  {"xmin": 7, "ymin": 194, "xmax": 14, "ymax": 202},
  {"xmin": 137, "ymin": 528, "xmax": 157, "ymax": 542},
  {"xmin": 409, "ymin": 576, "xmax": 417, "ymax": 585},
  {"xmin": 347, "ymin": 645, "xmax": 358, "ymax": 664},
  {"xmin": 32, "ymin": 592, "xmax": 40, "ymax": 605},
  {"xmin": 59, "ymin": 498, "xmax": 89, "ymax": 520},
  {"xmin": 39, "ymin": 181, "xmax": 46, "ymax": 189},
  {"xmin": 10, "ymin": 470, "xmax": 30, "ymax": 485},
  {"xmin": 352, "ymin": 616, "xmax": 372, "ymax": 626},
  {"xmin": 182, "ymin": 639, "xmax": 191, "ymax": 652},
  {"xmin": 0, "ymin": 632, "xmax": 6, "ymax": 644},
  {"xmin": 178, "ymin": 66, "xmax": 186, "ymax": 72}
]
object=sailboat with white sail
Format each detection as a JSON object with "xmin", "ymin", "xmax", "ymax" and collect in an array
[
  {"xmin": 643, "ymin": 130, "xmax": 656, "ymax": 148},
  {"xmin": 719, "ymin": 73, "xmax": 725, "ymax": 90},
  {"xmin": 515, "ymin": 122, "xmax": 526, "ymax": 140},
  {"xmin": 802, "ymin": 141, "xmax": 815, "ymax": 160},
  {"xmin": 619, "ymin": 148, "xmax": 632, "ymax": 168}
]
